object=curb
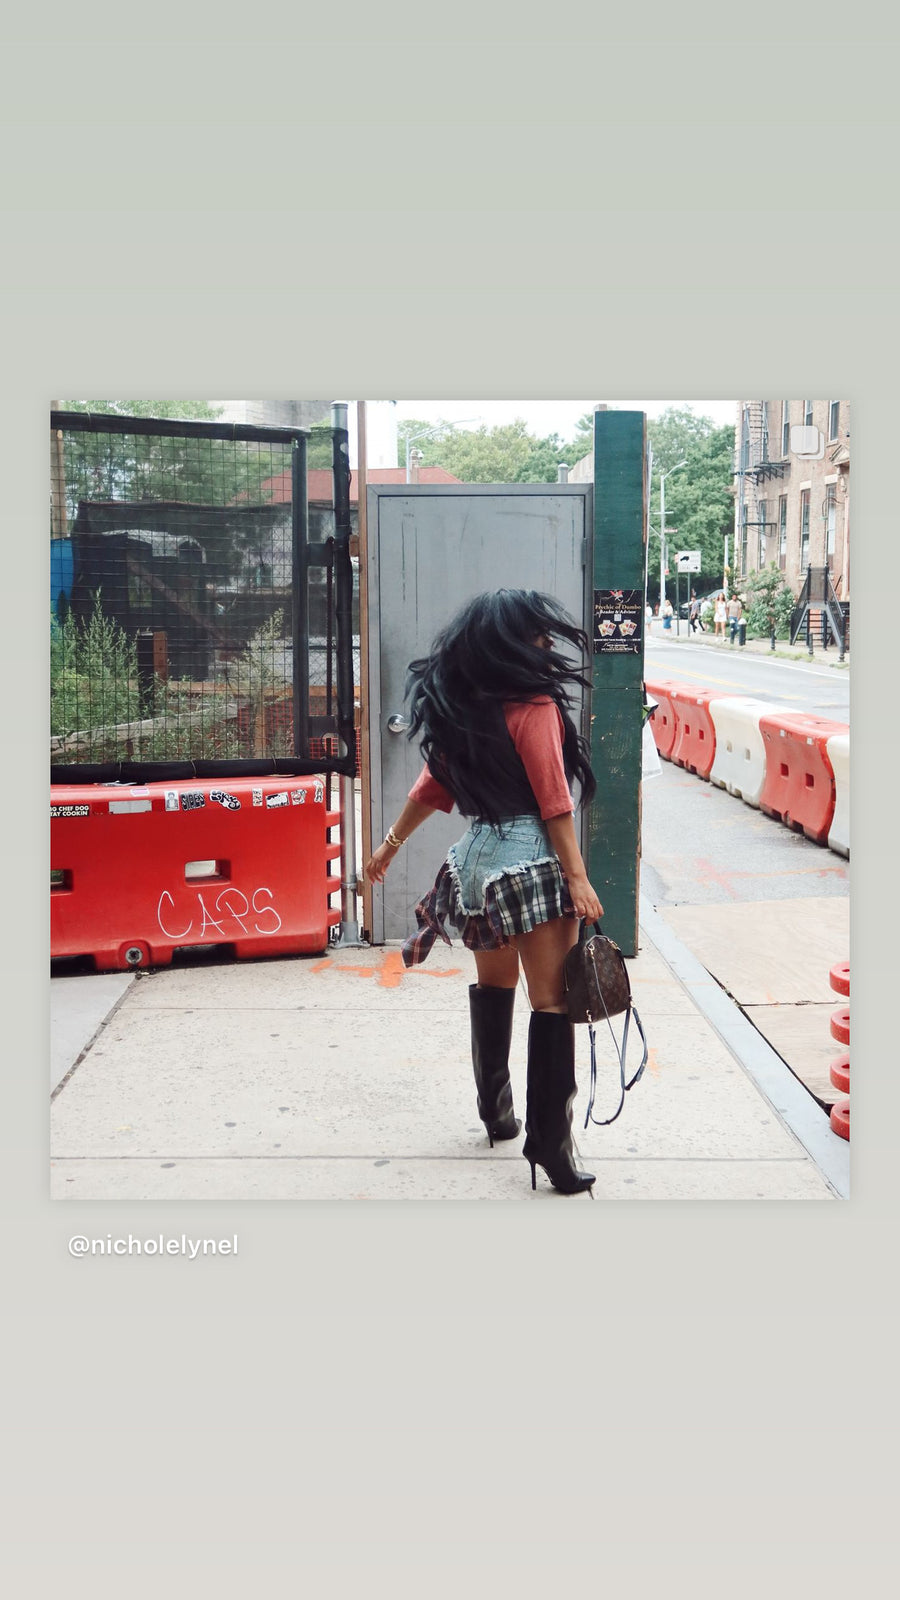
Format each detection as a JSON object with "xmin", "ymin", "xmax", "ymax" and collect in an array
[{"xmin": 639, "ymin": 894, "xmax": 850, "ymax": 1199}]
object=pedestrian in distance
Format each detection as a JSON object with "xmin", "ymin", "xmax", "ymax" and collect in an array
[
  {"xmin": 727, "ymin": 591, "xmax": 743, "ymax": 645},
  {"xmin": 364, "ymin": 589, "xmax": 602, "ymax": 1196},
  {"xmin": 662, "ymin": 597, "xmax": 673, "ymax": 631},
  {"xmin": 713, "ymin": 593, "xmax": 727, "ymax": 639},
  {"xmin": 689, "ymin": 591, "xmax": 704, "ymax": 633}
]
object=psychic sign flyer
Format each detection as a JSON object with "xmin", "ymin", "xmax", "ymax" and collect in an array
[{"xmin": 593, "ymin": 589, "xmax": 644, "ymax": 654}]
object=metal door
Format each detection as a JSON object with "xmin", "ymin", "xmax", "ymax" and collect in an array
[{"xmin": 366, "ymin": 485, "xmax": 592, "ymax": 943}]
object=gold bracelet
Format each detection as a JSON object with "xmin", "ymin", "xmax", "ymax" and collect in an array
[{"xmin": 385, "ymin": 827, "xmax": 405, "ymax": 849}]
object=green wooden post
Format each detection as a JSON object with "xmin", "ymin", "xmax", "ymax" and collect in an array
[{"xmin": 586, "ymin": 410, "xmax": 647, "ymax": 957}]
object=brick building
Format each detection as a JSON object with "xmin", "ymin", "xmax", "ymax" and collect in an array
[{"xmin": 732, "ymin": 400, "xmax": 850, "ymax": 602}]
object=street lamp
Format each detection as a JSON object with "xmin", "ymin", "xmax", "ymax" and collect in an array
[
  {"xmin": 404, "ymin": 419, "xmax": 479, "ymax": 482},
  {"xmin": 659, "ymin": 459, "xmax": 687, "ymax": 614}
]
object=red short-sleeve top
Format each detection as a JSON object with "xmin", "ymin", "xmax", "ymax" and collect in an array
[{"xmin": 407, "ymin": 696, "xmax": 574, "ymax": 821}]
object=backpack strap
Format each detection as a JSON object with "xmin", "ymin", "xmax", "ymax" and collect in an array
[{"xmin": 583, "ymin": 1000, "xmax": 648, "ymax": 1129}]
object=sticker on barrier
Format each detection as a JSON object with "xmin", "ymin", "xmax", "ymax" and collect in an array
[{"xmin": 51, "ymin": 776, "xmax": 341, "ymax": 970}]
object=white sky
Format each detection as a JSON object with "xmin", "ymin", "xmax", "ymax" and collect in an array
[{"xmin": 391, "ymin": 398, "xmax": 737, "ymax": 438}]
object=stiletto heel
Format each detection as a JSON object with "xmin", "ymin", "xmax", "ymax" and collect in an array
[{"xmin": 522, "ymin": 1011, "xmax": 595, "ymax": 1196}]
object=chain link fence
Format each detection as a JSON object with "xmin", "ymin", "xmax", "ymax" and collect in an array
[{"xmin": 50, "ymin": 410, "xmax": 356, "ymax": 777}]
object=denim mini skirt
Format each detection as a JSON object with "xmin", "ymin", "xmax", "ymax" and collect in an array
[{"xmin": 448, "ymin": 816, "xmax": 556, "ymax": 914}]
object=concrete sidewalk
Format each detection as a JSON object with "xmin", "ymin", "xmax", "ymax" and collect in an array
[{"xmin": 50, "ymin": 909, "xmax": 849, "ymax": 1202}]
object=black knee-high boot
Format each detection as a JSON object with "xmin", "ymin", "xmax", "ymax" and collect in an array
[
  {"xmin": 522, "ymin": 1011, "xmax": 595, "ymax": 1194},
  {"xmin": 468, "ymin": 984, "xmax": 521, "ymax": 1146}
]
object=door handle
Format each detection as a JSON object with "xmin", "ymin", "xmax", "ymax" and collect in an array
[{"xmin": 387, "ymin": 714, "xmax": 410, "ymax": 734}]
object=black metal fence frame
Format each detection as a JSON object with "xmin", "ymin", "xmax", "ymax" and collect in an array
[{"xmin": 49, "ymin": 409, "xmax": 357, "ymax": 784}]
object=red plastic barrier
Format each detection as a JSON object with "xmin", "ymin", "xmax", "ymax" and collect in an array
[
  {"xmin": 758, "ymin": 712, "xmax": 846, "ymax": 845},
  {"xmin": 51, "ymin": 777, "xmax": 341, "ymax": 971},
  {"xmin": 643, "ymin": 679, "xmax": 681, "ymax": 761},
  {"xmin": 830, "ymin": 1006, "xmax": 850, "ymax": 1046},
  {"xmin": 829, "ymin": 1054, "xmax": 850, "ymax": 1095},
  {"xmin": 829, "ymin": 961, "xmax": 850, "ymax": 997},
  {"xmin": 669, "ymin": 686, "xmax": 720, "ymax": 779},
  {"xmin": 830, "ymin": 1100, "xmax": 850, "ymax": 1141}
]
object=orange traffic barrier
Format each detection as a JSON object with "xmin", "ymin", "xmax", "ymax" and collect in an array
[
  {"xmin": 758, "ymin": 712, "xmax": 846, "ymax": 845},
  {"xmin": 830, "ymin": 1006, "xmax": 850, "ymax": 1046},
  {"xmin": 829, "ymin": 1054, "xmax": 850, "ymax": 1096},
  {"xmin": 669, "ymin": 686, "xmax": 720, "ymax": 779},
  {"xmin": 830, "ymin": 1100, "xmax": 850, "ymax": 1141},
  {"xmin": 643, "ymin": 679, "xmax": 681, "ymax": 761},
  {"xmin": 829, "ymin": 961, "xmax": 850, "ymax": 997},
  {"xmin": 51, "ymin": 776, "xmax": 341, "ymax": 971}
]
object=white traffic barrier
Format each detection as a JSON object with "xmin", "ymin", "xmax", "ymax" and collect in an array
[
  {"xmin": 708, "ymin": 696, "xmax": 782, "ymax": 808},
  {"xmin": 826, "ymin": 731, "xmax": 850, "ymax": 856}
]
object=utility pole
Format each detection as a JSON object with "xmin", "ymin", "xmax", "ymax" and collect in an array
[{"xmin": 659, "ymin": 459, "xmax": 686, "ymax": 609}]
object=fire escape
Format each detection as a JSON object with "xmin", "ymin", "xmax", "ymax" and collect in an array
[{"xmin": 734, "ymin": 402, "xmax": 783, "ymax": 580}]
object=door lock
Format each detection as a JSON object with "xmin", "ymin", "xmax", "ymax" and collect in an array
[{"xmin": 387, "ymin": 714, "xmax": 410, "ymax": 734}]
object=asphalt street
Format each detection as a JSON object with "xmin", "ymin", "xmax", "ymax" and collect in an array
[
  {"xmin": 645, "ymin": 634, "xmax": 850, "ymax": 722},
  {"xmin": 641, "ymin": 631, "xmax": 849, "ymax": 908},
  {"xmin": 640, "ymin": 756, "xmax": 849, "ymax": 910}
]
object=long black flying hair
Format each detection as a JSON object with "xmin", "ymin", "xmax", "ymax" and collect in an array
[{"xmin": 405, "ymin": 589, "xmax": 597, "ymax": 825}]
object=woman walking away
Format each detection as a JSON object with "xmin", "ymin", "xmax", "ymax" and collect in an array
[{"xmin": 364, "ymin": 590, "xmax": 603, "ymax": 1196}]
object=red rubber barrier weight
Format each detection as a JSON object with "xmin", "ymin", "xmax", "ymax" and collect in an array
[
  {"xmin": 51, "ymin": 777, "xmax": 341, "ymax": 971},
  {"xmin": 829, "ymin": 961, "xmax": 850, "ymax": 997},
  {"xmin": 830, "ymin": 1100, "xmax": 850, "ymax": 1141},
  {"xmin": 830, "ymin": 1006, "xmax": 850, "ymax": 1046},
  {"xmin": 829, "ymin": 1054, "xmax": 850, "ymax": 1095},
  {"xmin": 669, "ymin": 686, "xmax": 723, "ymax": 780},
  {"xmin": 643, "ymin": 678, "xmax": 681, "ymax": 761},
  {"xmin": 758, "ymin": 712, "xmax": 846, "ymax": 845}
]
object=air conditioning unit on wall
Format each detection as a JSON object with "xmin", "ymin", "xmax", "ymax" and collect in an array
[{"xmin": 791, "ymin": 425, "xmax": 824, "ymax": 459}]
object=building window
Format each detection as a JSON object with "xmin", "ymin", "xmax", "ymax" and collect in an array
[
  {"xmin": 829, "ymin": 400, "xmax": 840, "ymax": 441},
  {"xmin": 800, "ymin": 489, "xmax": 810, "ymax": 567},
  {"xmin": 758, "ymin": 500, "xmax": 767, "ymax": 569},
  {"xmin": 781, "ymin": 401, "xmax": 790, "ymax": 456},
  {"xmin": 803, "ymin": 400, "xmax": 814, "ymax": 426},
  {"xmin": 826, "ymin": 483, "xmax": 837, "ymax": 567},
  {"xmin": 778, "ymin": 495, "xmax": 788, "ymax": 570}
]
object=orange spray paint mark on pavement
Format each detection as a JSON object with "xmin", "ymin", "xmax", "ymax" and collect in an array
[
  {"xmin": 311, "ymin": 950, "xmax": 460, "ymax": 988},
  {"xmin": 647, "ymin": 1048, "xmax": 662, "ymax": 1078}
]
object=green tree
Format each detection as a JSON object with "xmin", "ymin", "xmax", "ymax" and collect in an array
[
  {"xmin": 647, "ymin": 409, "xmax": 735, "ymax": 594},
  {"xmin": 56, "ymin": 400, "xmax": 290, "ymax": 524},
  {"xmin": 567, "ymin": 411, "xmax": 594, "ymax": 466},
  {"xmin": 743, "ymin": 563, "xmax": 796, "ymax": 640},
  {"xmin": 398, "ymin": 415, "xmax": 593, "ymax": 485}
]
